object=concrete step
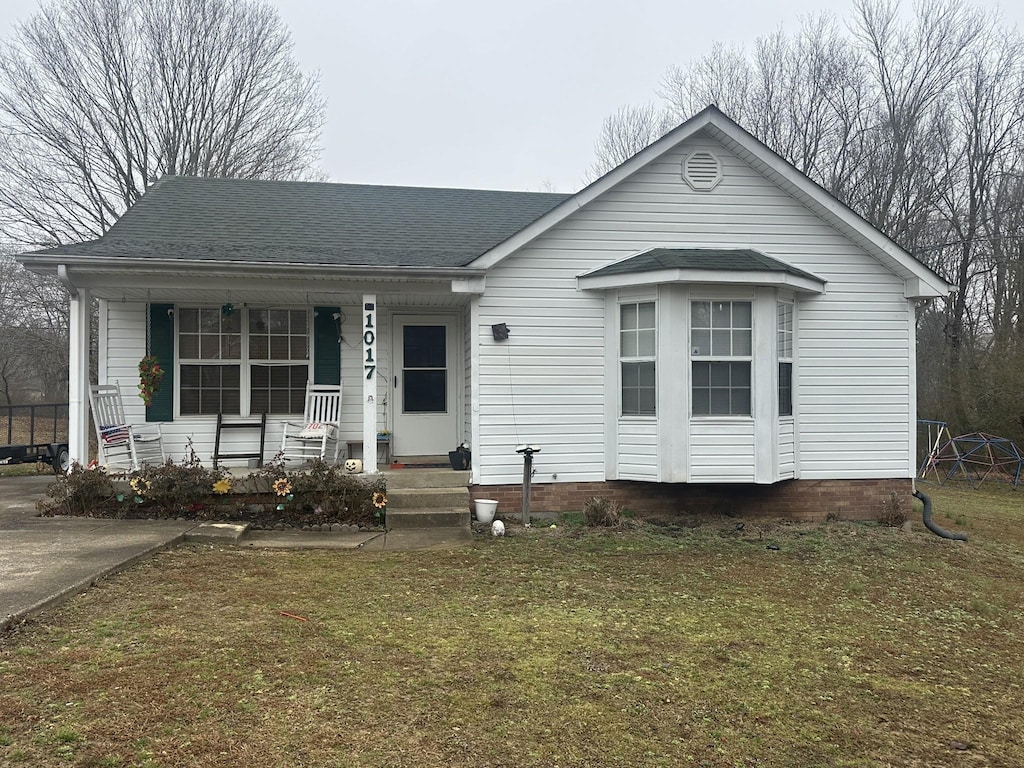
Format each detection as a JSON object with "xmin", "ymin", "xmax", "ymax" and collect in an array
[
  {"xmin": 381, "ymin": 468, "xmax": 471, "ymax": 490},
  {"xmin": 386, "ymin": 486, "xmax": 471, "ymax": 509},
  {"xmin": 386, "ymin": 507, "xmax": 471, "ymax": 530}
]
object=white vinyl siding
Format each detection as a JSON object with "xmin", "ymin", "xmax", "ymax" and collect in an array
[
  {"xmin": 617, "ymin": 420, "xmax": 659, "ymax": 481},
  {"xmin": 690, "ymin": 420, "xmax": 756, "ymax": 482},
  {"xmin": 779, "ymin": 419, "xmax": 796, "ymax": 479},
  {"xmin": 476, "ymin": 133, "xmax": 914, "ymax": 485}
]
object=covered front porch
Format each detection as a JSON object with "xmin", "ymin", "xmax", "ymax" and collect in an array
[{"xmin": 61, "ymin": 261, "xmax": 483, "ymax": 474}]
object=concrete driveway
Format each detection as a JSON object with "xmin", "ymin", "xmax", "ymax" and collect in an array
[{"xmin": 0, "ymin": 475, "xmax": 195, "ymax": 631}]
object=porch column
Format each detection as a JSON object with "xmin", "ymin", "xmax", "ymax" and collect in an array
[
  {"xmin": 362, "ymin": 294, "xmax": 379, "ymax": 473},
  {"xmin": 68, "ymin": 287, "xmax": 91, "ymax": 466}
]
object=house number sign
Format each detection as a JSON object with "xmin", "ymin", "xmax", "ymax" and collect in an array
[{"xmin": 363, "ymin": 302, "xmax": 376, "ymax": 380}]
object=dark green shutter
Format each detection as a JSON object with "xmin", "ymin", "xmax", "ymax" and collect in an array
[
  {"xmin": 147, "ymin": 303, "xmax": 174, "ymax": 422},
  {"xmin": 313, "ymin": 306, "xmax": 341, "ymax": 385}
]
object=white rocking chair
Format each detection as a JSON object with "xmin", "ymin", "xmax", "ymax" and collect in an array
[
  {"xmin": 89, "ymin": 383, "xmax": 166, "ymax": 472},
  {"xmin": 279, "ymin": 383, "xmax": 343, "ymax": 464}
]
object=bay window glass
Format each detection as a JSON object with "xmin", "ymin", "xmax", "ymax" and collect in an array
[
  {"xmin": 620, "ymin": 301, "xmax": 656, "ymax": 416},
  {"xmin": 778, "ymin": 301, "xmax": 793, "ymax": 417},
  {"xmin": 691, "ymin": 300, "xmax": 752, "ymax": 416}
]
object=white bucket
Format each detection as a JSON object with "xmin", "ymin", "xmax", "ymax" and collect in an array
[{"xmin": 474, "ymin": 499, "xmax": 498, "ymax": 523}]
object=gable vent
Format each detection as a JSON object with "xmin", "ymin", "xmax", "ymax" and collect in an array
[{"xmin": 682, "ymin": 150, "xmax": 723, "ymax": 191}]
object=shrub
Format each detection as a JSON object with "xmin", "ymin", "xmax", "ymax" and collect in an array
[
  {"xmin": 40, "ymin": 452, "xmax": 388, "ymax": 528},
  {"xmin": 41, "ymin": 462, "xmax": 116, "ymax": 516},
  {"xmin": 583, "ymin": 496, "xmax": 622, "ymax": 527},
  {"xmin": 127, "ymin": 451, "xmax": 227, "ymax": 517},
  {"xmin": 878, "ymin": 491, "xmax": 908, "ymax": 527}
]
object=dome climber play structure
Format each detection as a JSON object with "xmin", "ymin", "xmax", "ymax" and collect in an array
[{"xmin": 918, "ymin": 420, "xmax": 1023, "ymax": 489}]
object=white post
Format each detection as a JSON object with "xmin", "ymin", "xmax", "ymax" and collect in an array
[
  {"xmin": 68, "ymin": 288, "xmax": 91, "ymax": 466},
  {"xmin": 362, "ymin": 294, "xmax": 379, "ymax": 473}
]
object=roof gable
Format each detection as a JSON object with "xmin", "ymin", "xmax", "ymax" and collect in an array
[{"xmin": 469, "ymin": 106, "xmax": 950, "ymax": 299}]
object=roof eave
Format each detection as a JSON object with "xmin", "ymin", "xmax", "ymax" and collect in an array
[
  {"xmin": 16, "ymin": 253, "xmax": 487, "ymax": 281},
  {"xmin": 577, "ymin": 268, "xmax": 826, "ymax": 294}
]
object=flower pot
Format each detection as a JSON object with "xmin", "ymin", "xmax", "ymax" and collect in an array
[
  {"xmin": 448, "ymin": 449, "xmax": 471, "ymax": 471},
  {"xmin": 474, "ymin": 499, "xmax": 498, "ymax": 523}
]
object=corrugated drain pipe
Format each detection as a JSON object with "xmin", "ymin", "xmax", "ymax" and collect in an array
[{"xmin": 913, "ymin": 488, "xmax": 967, "ymax": 542}]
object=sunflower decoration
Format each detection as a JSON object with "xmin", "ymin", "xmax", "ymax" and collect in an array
[
  {"xmin": 212, "ymin": 477, "xmax": 233, "ymax": 495},
  {"xmin": 129, "ymin": 477, "xmax": 151, "ymax": 496},
  {"xmin": 272, "ymin": 478, "xmax": 293, "ymax": 497},
  {"xmin": 372, "ymin": 491, "xmax": 387, "ymax": 509}
]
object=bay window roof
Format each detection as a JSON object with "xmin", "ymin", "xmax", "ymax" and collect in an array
[{"xmin": 577, "ymin": 248, "xmax": 826, "ymax": 294}]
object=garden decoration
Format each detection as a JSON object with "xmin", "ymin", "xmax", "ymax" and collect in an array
[{"xmin": 137, "ymin": 355, "xmax": 164, "ymax": 406}]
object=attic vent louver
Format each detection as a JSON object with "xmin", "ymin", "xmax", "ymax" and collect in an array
[{"xmin": 682, "ymin": 150, "xmax": 723, "ymax": 191}]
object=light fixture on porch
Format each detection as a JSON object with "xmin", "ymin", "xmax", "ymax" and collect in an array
[{"xmin": 221, "ymin": 303, "xmax": 234, "ymax": 317}]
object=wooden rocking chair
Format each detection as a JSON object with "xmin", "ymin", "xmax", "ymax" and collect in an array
[
  {"xmin": 279, "ymin": 383, "xmax": 343, "ymax": 464},
  {"xmin": 89, "ymin": 383, "xmax": 165, "ymax": 472}
]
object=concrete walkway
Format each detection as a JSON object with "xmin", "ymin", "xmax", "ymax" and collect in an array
[{"xmin": 0, "ymin": 475, "xmax": 471, "ymax": 632}]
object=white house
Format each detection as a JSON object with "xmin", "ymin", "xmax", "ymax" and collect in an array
[{"xmin": 17, "ymin": 106, "xmax": 949, "ymax": 520}]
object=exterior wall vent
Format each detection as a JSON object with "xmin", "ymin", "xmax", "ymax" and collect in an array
[{"xmin": 682, "ymin": 150, "xmax": 723, "ymax": 191}]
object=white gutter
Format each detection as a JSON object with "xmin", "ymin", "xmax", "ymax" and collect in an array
[{"xmin": 56, "ymin": 264, "xmax": 78, "ymax": 298}]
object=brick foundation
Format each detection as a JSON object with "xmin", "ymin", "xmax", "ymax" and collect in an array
[{"xmin": 470, "ymin": 478, "xmax": 913, "ymax": 523}]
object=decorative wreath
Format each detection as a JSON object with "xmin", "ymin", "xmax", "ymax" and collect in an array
[{"xmin": 138, "ymin": 355, "xmax": 164, "ymax": 407}]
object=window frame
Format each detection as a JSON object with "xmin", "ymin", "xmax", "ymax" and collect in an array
[
  {"xmin": 619, "ymin": 300, "xmax": 657, "ymax": 417},
  {"xmin": 777, "ymin": 300, "xmax": 794, "ymax": 418},
  {"xmin": 175, "ymin": 305, "xmax": 311, "ymax": 418},
  {"xmin": 690, "ymin": 299, "xmax": 753, "ymax": 417}
]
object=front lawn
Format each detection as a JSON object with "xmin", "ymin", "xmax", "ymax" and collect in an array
[{"xmin": 1, "ymin": 482, "xmax": 1023, "ymax": 767}]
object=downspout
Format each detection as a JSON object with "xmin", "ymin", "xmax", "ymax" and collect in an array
[
  {"xmin": 57, "ymin": 264, "xmax": 78, "ymax": 298},
  {"xmin": 912, "ymin": 485, "xmax": 967, "ymax": 542}
]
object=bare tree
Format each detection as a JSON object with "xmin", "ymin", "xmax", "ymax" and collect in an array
[
  {"xmin": 0, "ymin": 0, "xmax": 325, "ymax": 246},
  {"xmin": 588, "ymin": 103, "xmax": 678, "ymax": 180},
  {"xmin": 0, "ymin": 252, "xmax": 69, "ymax": 404}
]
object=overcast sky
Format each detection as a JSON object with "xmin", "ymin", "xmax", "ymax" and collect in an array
[{"xmin": 2, "ymin": 0, "xmax": 1022, "ymax": 193}]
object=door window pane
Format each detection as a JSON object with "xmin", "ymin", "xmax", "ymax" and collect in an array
[
  {"xmin": 404, "ymin": 326, "xmax": 446, "ymax": 369},
  {"xmin": 404, "ymin": 370, "xmax": 446, "ymax": 413}
]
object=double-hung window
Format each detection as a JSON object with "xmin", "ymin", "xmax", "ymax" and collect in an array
[
  {"xmin": 620, "ymin": 301, "xmax": 656, "ymax": 416},
  {"xmin": 248, "ymin": 309, "xmax": 309, "ymax": 414},
  {"xmin": 777, "ymin": 301, "xmax": 793, "ymax": 417},
  {"xmin": 177, "ymin": 307, "xmax": 309, "ymax": 416},
  {"xmin": 691, "ymin": 300, "xmax": 752, "ymax": 416}
]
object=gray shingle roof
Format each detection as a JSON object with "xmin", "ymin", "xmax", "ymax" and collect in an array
[
  {"xmin": 585, "ymin": 248, "xmax": 821, "ymax": 281},
  {"xmin": 32, "ymin": 176, "xmax": 570, "ymax": 268}
]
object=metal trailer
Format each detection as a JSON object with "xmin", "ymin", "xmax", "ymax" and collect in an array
[{"xmin": 0, "ymin": 402, "xmax": 70, "ymax": 473}]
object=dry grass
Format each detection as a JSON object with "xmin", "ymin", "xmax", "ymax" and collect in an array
[{"xmin": 1, "ymin": 481, "xmax": 1023, "ymax": 767}]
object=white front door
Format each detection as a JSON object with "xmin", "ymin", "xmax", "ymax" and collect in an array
[{"xmin": 391, "ymin": 315, "xmax": 459, "ymax": 456}]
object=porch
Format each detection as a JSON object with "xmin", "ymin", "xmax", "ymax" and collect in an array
[{"xmin": 62, "ymin": 266, "xmax": 482, "ymax": 475}]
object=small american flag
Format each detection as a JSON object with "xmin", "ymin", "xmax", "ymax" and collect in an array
[{"xmin": 100, "ymin": 425, "xmax": 130, "ymax": 444}]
